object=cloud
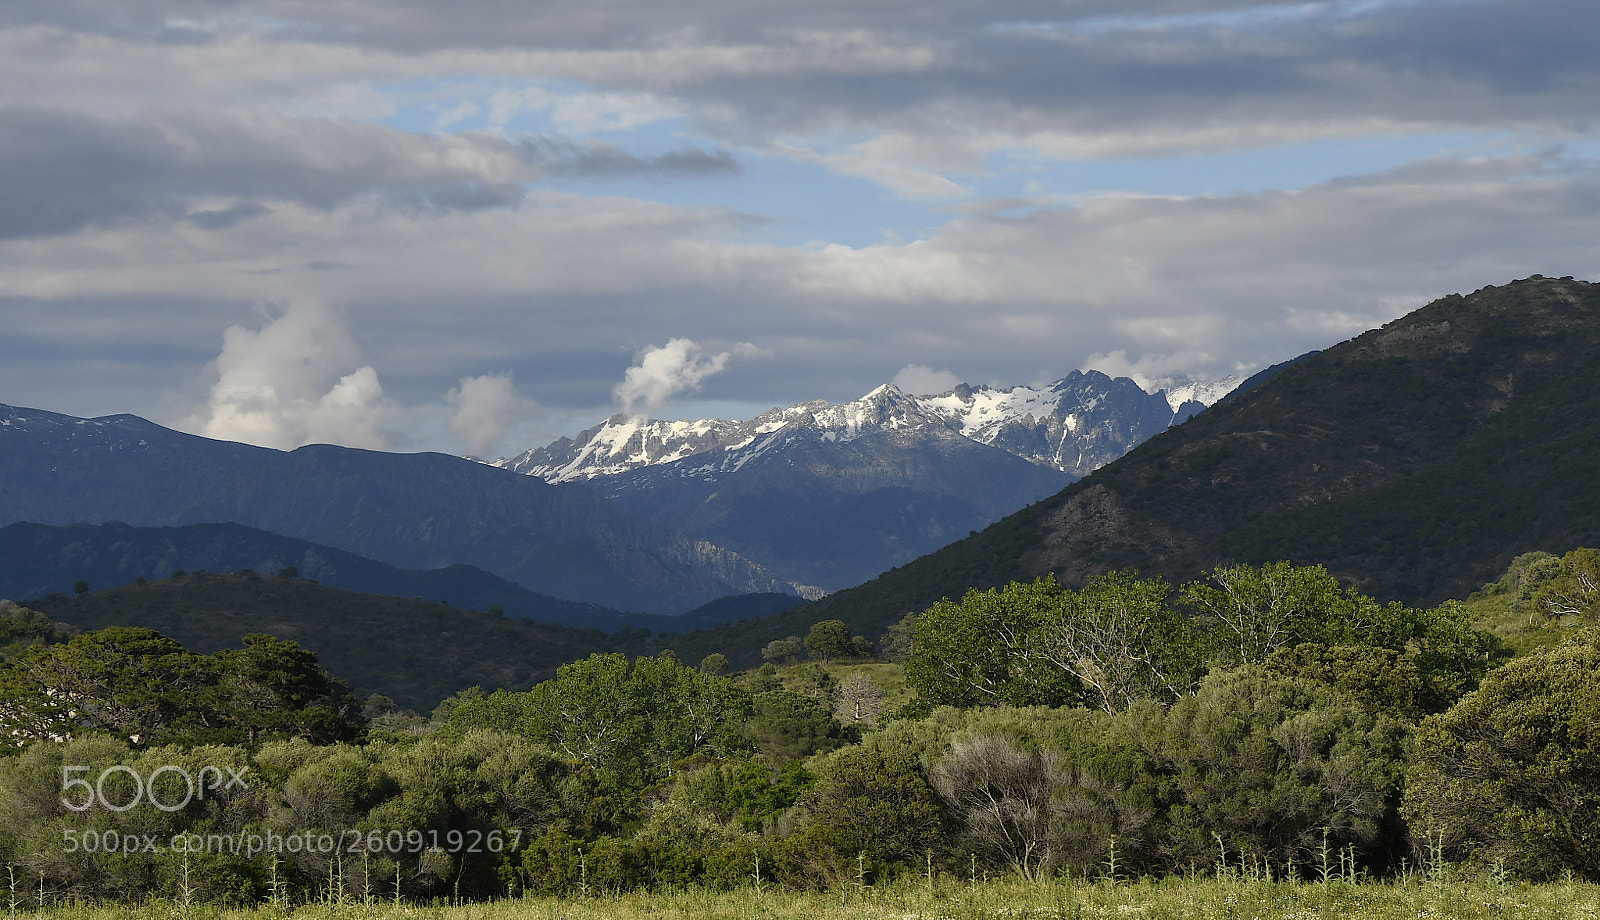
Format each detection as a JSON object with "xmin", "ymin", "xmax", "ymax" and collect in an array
[
  {"xmin": 1080, "ymin": 349, "xmax": 1226, "ymax": 391},
  {"xmin": 446, "ymin": 371, "xmax": 539, "ymax": 457},
  {"xmin": 891, "ymin": 364, "xmax": 962, "ymax": 394},
  {"xmin": 0, "ymin": 105, "xmax": 752, "ymax": 242},
  {"xmin": 518, "ymin": 137, "xmax": 741, "ymax": 179},
  {"xmin": 612, "ymin": 338, "xmax": 755, "ymax": 415},
  {"xmin": 9, "ymin": 149, "xmax": 1599, "ymax": 447},
  {"xmin": 4, "ymin": 0, "xmax": 1600, "ymax": 453},
  {"xmin": 0, "ymin": 108, "xmax": 534, "ymax": 240},
  {"xmin": 186, "ymin": 302, "xmax": 395, "ymax": 450}
]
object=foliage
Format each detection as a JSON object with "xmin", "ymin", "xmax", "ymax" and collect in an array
[
  {"xmin": 904, "ymin": 565, "xmax": 1490, "ymax": 718},
  {"xmin": 1151, "ymin": 667, "xmax": 1409, "ymax": 873},
  {"xmin": 829, "ymin": 672, "xmax": 885, "ymax": 726},
  {"xmin": 0, "ymin": 627, "xmax": 361, "ymax": 748},
  {"xmin": 0, "ymin": 600, "xmax": 76, "ymax": 661},
  {"xmin": 1, "ymin": 550, "xmax": 1596, "ymax": 906},
  {"xmin": 929, "ymin": 733, "xmax": 1064, "ymax": 880},
  {"xmin": 804, "ymin": 621, "xmax": 854, "ymax": 663},
  {"xmin": 743, "ymin": 689, "xmax": 841, "ymax": 761},
  {"xmin": 762, "ymin": 637, "xmax": 804, "ymax": 666},
  {"xmin": 793, "ymin": 738, "xmax": 948, "ymax": 873},
  {"xmin": 1529, "ymin": 546, "xmax": 1600, "ymax": 621},
  {"xmin": 27, "ymin": 572, "xmax": 616, "ymax": 712},
  {"xmin": 442, "ymin": 653, "xmax": 755, "ymax": 823},
  {"xmin": 1033, "ymin": 571, "xmax": 1200, "ymax": 712},
  {"xmin": 904, "ymin": 578, "xmax": 1081, "ymax": 709},
  {"xmin": 1402, "ymin": 636, "xmax": 1600, "ymax": 880}
]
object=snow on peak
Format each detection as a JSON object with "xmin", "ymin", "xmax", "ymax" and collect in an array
[
  {"xmin": 492, "ymin": 370, "xmax": 1242, "ymax": 483},
  {"xmin": 1158, "ymin": 376, "xmax": 1245, "ymax": 413}
]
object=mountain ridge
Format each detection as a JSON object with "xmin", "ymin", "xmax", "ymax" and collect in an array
[
  {"xmin": 491, "ymin": 370, "xmax": 1234, "ymax": 590},
  {"xmin": 0, "ymin": 405, "xmax": 799, "ymax": 614},
  {"xmin": 796, "ymin": 276, "xmax": 1600, "ymax": 629},
  {"xmin": 495, "ymin": 370, "xmax": 1227, "ymax": 483}
]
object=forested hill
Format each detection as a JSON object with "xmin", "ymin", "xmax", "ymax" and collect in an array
[
  {"xmin": 764, "ymin": 276, "xmax": 1600, "ymax": 643},
  {"xmin": 21, "ymin": 572, "xmax": 623, "ymax": 711}
]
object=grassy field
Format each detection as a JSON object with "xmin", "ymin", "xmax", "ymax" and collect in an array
[{"xmin": 23, "ymin": 874, "xmax": 1600, "ymax": 920}]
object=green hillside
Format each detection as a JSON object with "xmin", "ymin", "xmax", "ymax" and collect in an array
[{"xmin": 20, "ymin": 572, "xmax": 620, "ymax": 711}]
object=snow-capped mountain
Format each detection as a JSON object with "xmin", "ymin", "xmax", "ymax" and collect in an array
[
  {"xmin": 491, "ymin": 370, "xmax": 1238, "ymax": 592},
  {"xmin": 1162, "ymin": 376, "xmax": 1246, "ymax": 415},
  {"xmin": 496, "ymin": 370, "xmax": 1233, "ymax": 484}
]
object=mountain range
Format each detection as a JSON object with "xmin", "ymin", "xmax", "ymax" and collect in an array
[
  {"xmin": 727, "ymin": 275, "xmax": 1600, "ymax": 654},
  {"xmin": 0, "ymin": 520, "xmax": 807, "ymax": 634},
  {"xmin": 494, "ymin": 372, "xmax": 1230, "ymax": 589},
  {"xmin": 6, "ymin": 277, "xmax": 1588, "ymax": 680},
  {"xmin": 0, "ymin": 408, "xmax": 795, "ymax": 614},
  {"xmin": 0, "ymin": 366, "xmax": 1218, "ymax": 617}
]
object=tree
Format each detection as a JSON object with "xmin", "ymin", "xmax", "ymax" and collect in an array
[
  {"xmin": 805, "ymin": 620, "xmax": 854, "ymax": 663},
  {"xmin": 1181, "ymin": 562, "xmax": 1349, "ymax": 664},
  {"xmin": 1402, "ymin": 639, "xmax": 1600, "ymax": 880},
  {"xmin": 0, "ymin": 601, "xmax": 75, "ymax": 661},
  {"xmin": 797, "ymin": 740, "xmax": 947, "ymax": 868},
  {"xmin": 743, "ymin": 689, "xmax": 840, "ymax": 760},
  {"xmin": 1029, "ymin": 571, "xmax": 1199, "ymax": 713},
  {"xmin": 931, "ymin": 734, "xmax": 1064, "ymax": 879},
  {"xmin": 4, "ymin": 627, "xmax": 215, "ymax": 745},
  {"xmin": 1154, "ymin": 666, "xmax": 1408, "ymax": 872},
  {"xmin": 880, "ymin": 611, "xmax": 917, "ymax": 662},
  {"xmin": 72, "ymin": 580, "xmax": 89, "ymax": 597},
  {"xmin": 761, "ymin": 637, "xmax": 804, "ymax": 666},
  {"xmin": 830, "ymin": 671, "xmax": 886, "ymax": 725},
  {"xmin": 905, "ymin": 578, "xmax": 1079, "ymax": 708},
  {"xmin": 1263, "ymin": 643, "xmax": 1426, "ymax": 722},
  {"xmin": 1531, "ymin": 547, "xmax": 1600, "ymax": 620},
  {"xmin": 1181, "ymin": 561, "xmax": 1464, "ymax": 672},
  {"xmin": 445, "ymin": 652, "xmax": 755, "ymax": 823},
  {"xmin": 212, "ymin": 633, "xmax": 362, "ymax": 744}
]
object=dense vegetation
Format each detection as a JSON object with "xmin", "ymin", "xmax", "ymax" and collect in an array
[
  {"xmin": 0, "ymin": 548, "xmax": 1596, "ymax": 909},
  {"xmin": 19, "ymin": 572, "xmax": 622, "ymax": 712}
]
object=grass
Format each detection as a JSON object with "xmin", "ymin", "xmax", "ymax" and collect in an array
[
  {"xmin": 19, "ymin": 874, "xmax": 1600, "ymax": 920},
  {"xmin": 1456, "ymin": 586, "xmax": 1578, "ymax": 657}
]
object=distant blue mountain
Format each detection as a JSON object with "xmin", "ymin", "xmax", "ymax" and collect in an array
[{"xmin": 0, "ymin": 404, "xmax": 799, "ymax": 615}]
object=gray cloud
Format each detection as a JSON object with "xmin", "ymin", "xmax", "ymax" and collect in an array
[
  {"xmin": 518, "ymin": 137, "xmax": 741, "ymax": 179},
  {"xmin": 6, "ymin": 150, "xmax": 1592, "ymax": 428},
  {"xmin": 8, "ymin": 2, "xmax": 1596, "ymax": 149},
  {"xmin": 0, "ymin": 108, "xmax": 528, "ymax": 239},
  {"xmin": 0, "ymin": 107, "xmax": 746, "ymax": 241},
  {"xmin": 2, "ymin": 0, "xmax": 1599, "ymax": 455}
]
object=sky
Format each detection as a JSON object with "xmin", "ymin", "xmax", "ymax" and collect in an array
[{"xmin": 3, "ymin": 0, "xmax": 1599, "ymax": 458}]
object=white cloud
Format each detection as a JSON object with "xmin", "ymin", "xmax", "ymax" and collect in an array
[
  {"xmin": 613, "ymin": 338, "xmax": 753, "ymax": 416},
  {"xmin": 815, "ymin": 135, "xmax": 975, "ymax": 201},
  {"xmin": 185, "ymin": 302, "xmax": 395, "ymax": 450},
  {"xmin": 432, "ymin": 100, "xmax": 481, "ymax": 130},
  {"xmin": 1080, "ymin": 349, "xmax": 1228, "ymax": 391},
  {"xmin": 892, "ymin": 364, "xmax": 962, "ymax": 394},
  {"xmin": 446, "ymin": 371, "xmax": 538, "ymax": 457}
]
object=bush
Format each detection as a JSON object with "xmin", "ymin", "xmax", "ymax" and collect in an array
[{"xmin": 1403, "ymin": 638, "xmax": 1600, "ymax": 880}]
